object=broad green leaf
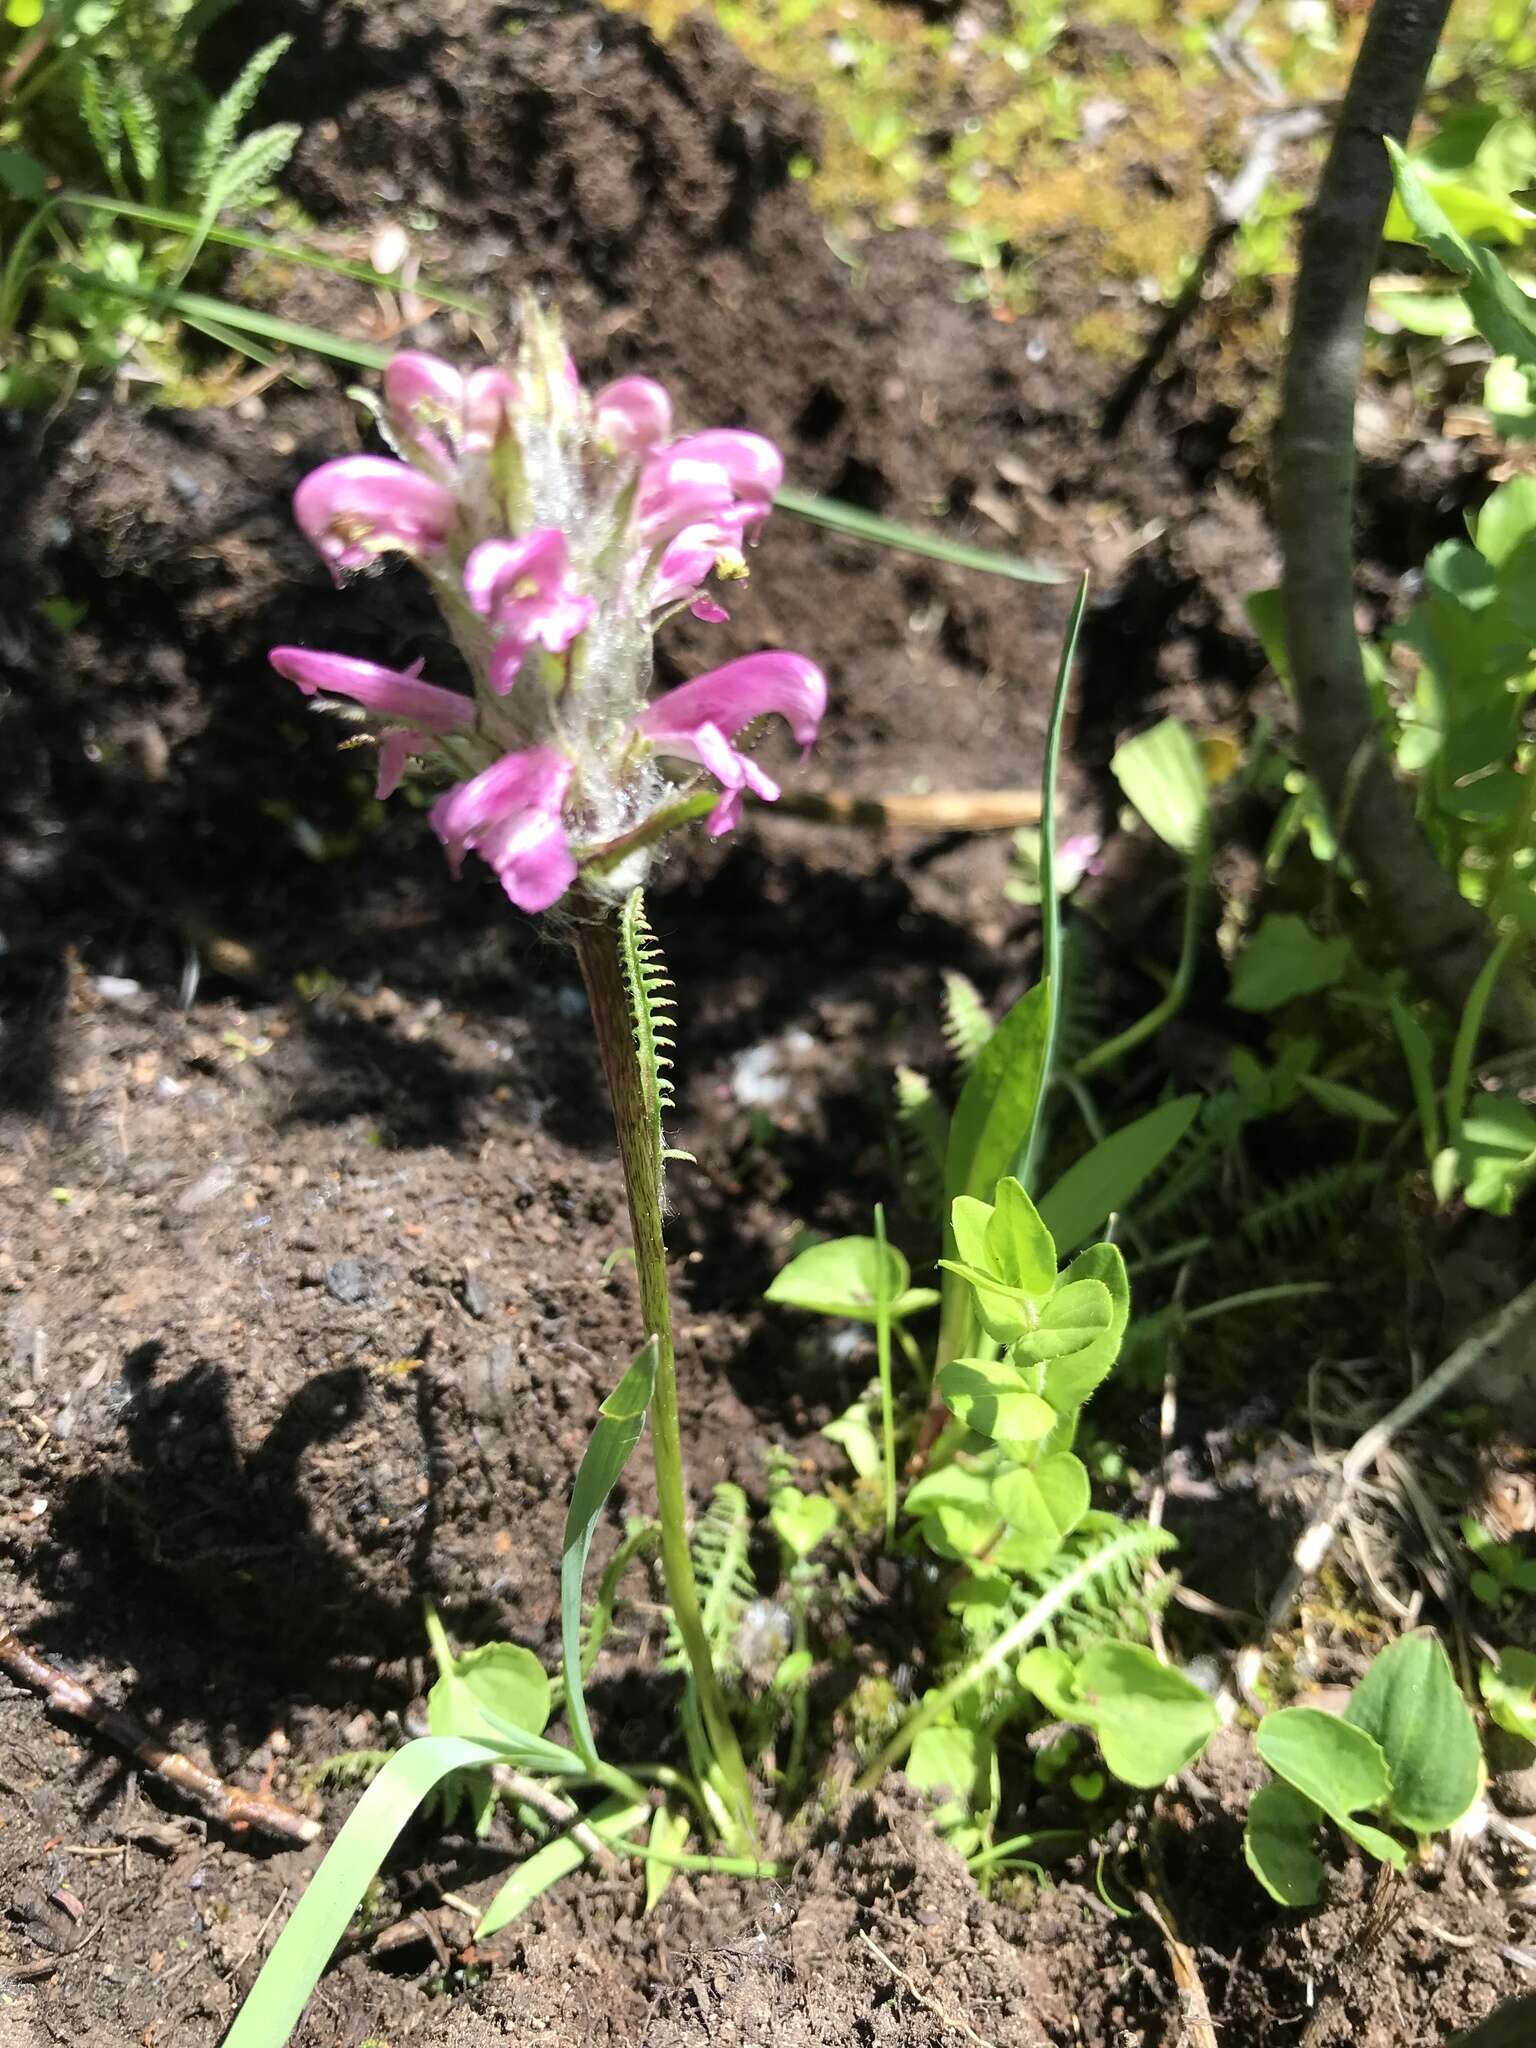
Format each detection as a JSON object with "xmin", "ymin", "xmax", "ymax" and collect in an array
[
  {"xmin": 1472, "ymin": 476, "xmax": 1536, "ymax": 567},
  {"xmin": 1037, "ymin": 1096, "xmax": 1200, "ymax": 1253},
  {"xmin": 1042, "ymin": 1244, "xmax": 1130, "ymax": 1414},
  {"xmin": 1074, "ymin": 1643, "xmax": 1219, "ymax": 1787},
  {"xmin": 561, "ymin": 1338, "xmax": 657, "ymax": 1768},
  {"xmin": 226, "ymin": 1736, "xmax": 511, "ymax": 2048},
  {"xmin": 1012, "ymin": 1278, "xmax": 1112, "ymax": 1365},
  {"xmin": 1111, "ymin": 718, "xmax": 1208, "ymax": 856},
  {"xmin": 1255, "ymin": 1707, "xmax": 1391, "ymax": 1826},
  {"xmin": 1457, "ymin": 1095, "xmax": 1536, "ymax": 1213},
  {"xmin": 905, "ymin": 1464, "xmax": 1007, "ymax": 1563},
  {"xmin": 0, "ymin": 149, "xmax": 46, "ymax": 200},
  {"xmin": 938, "ymin": 985, "xmax": 1050, "ymax": 1362},
  {"xmin": 766, "ymin": 1235, "xmax": 937, "ymax": 1322},
  {"xmin": 1485, "ymin": 355, "xmax": 1536, "ymax": 439},
  {"xmin": 769, "ymin": 1485, "xmax": 838, "ymax": 1561},
  {"xmin": 1298, "ymin": 1074, "xmax": 1400, "ymax": 1126},
  {"xmin": 429, "ymin": 1640, "xmax": 551, "ymax": 1746},
  {"xmin": 1230, "ymin": 915, "xmax": 1350, "ymax": 1012},
  {"xmin": 645, "ymin": 1804, "xmax": 692, "ymax": 1915},
  {"xmin": 1344, "ymin": 1631, "xmax": 1483, "ymax": 1836},
  {"xmin": 985, "ymin": 1177, "xmax": 1058, "ymax": 1298},
  {"xmin": 1387, "ymin": 139, "xmax": 1536, "ymax": 366},
  {"xmin": 936, "ymin": 1359, "xmax": 1055, "ymax": 1451},
  {"xmin": 991, "ymin": 1453, "xmax": 1090, "ymax": 1570},
  {"xmin": 1244, "ymin": 1780, "xmax": 1325, "ymax": 1907},
  {"xmin": 475, "ymin": 1793, "xmax": 649, "ymax": 1937},
  {"xmin": 1016, "ymin": 1646, "xmax": 1081, "ymax": 1721},
  {"xmin": 1337, "ymin": 1813, "xmax": 1409, "ymax": 1869},
  {"xmin": 1480, "ymin": 1648, "xmax": 1536, "ymax": 1741},
  {"xmin": 1374, "ymin": 284, "xmax": 1477, "ymax": 339}
]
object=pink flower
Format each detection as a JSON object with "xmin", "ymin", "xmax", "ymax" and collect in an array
[
  {"xmin": 270, "ymin": 647, "xmax": 475, "ymax": 799},
  {"xmin": 593, "ymin": 376, "xmax": 673, "ymax": 455},
  {"xmin": 664, "ymin": 431, "xmax": 782, "ymax": 523},
  {"xmin": 429, "ymin": 747, "xmax": 577, "ymax": 912},
  {"xmin": 383, "ymin": 355, "xmax": 520, "ymax": 475},
  {"xmin": 294, "ymin": 457, "xmax": 457, "ymax": 577},
  {"xmin": 463, "ymin": 531, "xmax": 595, "ymax": 692},
  {"xmin": 634, "ymin": 651, "xmax": 827, "ymax": 837},
  {"xmin": 635, "ymin": 452, "xmax": 742, "ymax": 547}
]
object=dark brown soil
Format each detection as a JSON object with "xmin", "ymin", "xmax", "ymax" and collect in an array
[{"xmin": 1, "ymin": 4, "xmax": 1531, "ymax": 2045}]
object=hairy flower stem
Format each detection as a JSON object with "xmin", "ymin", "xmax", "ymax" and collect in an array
[{"xmin": 573, "ymin": 909, "xmax": 756, "ymax": 1850}]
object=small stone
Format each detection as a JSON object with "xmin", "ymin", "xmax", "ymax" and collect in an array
[
  {"xmin": 176, "ymin": 1162, "xmax": 237, "ymax": 1213},
  {"xmin": 460, "ymin": 1268, "xmax": 490, "ymax": 1319},
  {"xmin": 324, "ymin": 1258, "xmax": 372, "ymax": 1305}
]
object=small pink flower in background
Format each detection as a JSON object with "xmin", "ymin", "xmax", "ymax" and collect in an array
[
  {"xmin": 276, "ymin": 303, "xmax": 826, "ymax": 918},
  {"xmin": 430, "ymin": 747, "xmax": 576, "ymax": 912},
  {"xmin": 464, "ymin": 531, "xmax": 594, "ymax": 692},
  {"xmin": 294, "ymin": 457, "xmax": 457, "ymax": 577}
]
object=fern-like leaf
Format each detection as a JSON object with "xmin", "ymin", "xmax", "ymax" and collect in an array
[
  {"xmin": 666, "ymin": 1483, "xmax": 755, "ymax": 1672},
  {"xmin": 188, "ymin": 33, "xmax": 292, "ymax": 203},
  {"xmin": 620, "ymin": 888, "xmax": 693, "ymax": 1171},
  {"xmin": 80, "ymin": 60, "xmax": 124, "ymax": 186},
  {"xmin": 202, "ymin": 122, "xmax": 300, "ymax": 218},
  {"xmin": 941, "ymin": 970, "xmax": 993, "ymax": 1075},
  {"xmin": 113, "ymin": 62, "xmax": 162, "ymax": 186},
  {"xmin": 1236, "ymin": 1163, "xmax": 1378, "ymax": 1257},
  {"xmin": 301, "ymin": 1748, "xmax": 391, "ymax": 1794},
  {"xmin": 892, "ymin": 1062, "xmax": 947, "ymax": 1220}
]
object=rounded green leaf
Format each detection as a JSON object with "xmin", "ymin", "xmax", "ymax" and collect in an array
[
  {"xmin": 1074, "ymin": 1643, "xmax": 1219, "ymax": 1787},
  {"xmin": 1343, "ymin": 1630, "xmax": 1483, "ymax": 1835},
  {"xmin": 429, "ymin": 1641, "xmax": 552, "ymax": 1745},
  {"xmin": 936, "ymin": 1359, "xmax": 1055, "ymax": 1448},
  {"xmin": 770, "ymin": 1486, "xmax": 839, "ymax": 1561},
  {"xmin": 1016, "ymin": 1645, "xmax": 1080, "ymax": 1721},
  {"xmin": 1255, "ymin": 1707, "xmax": 1391, "ymax": 1825},
  {"xmin": 1245, "ymin": 1780, "xmax": 1324, "ymax": 1907},
  {"xmin": 1012, "ymin": 1278, "xmax": 1112, "ymax": 1365},
  {"xmin": 1480, "ymin": 1647, "xmax": 1536, "ymax": 1741},
  {"xmin": 991, "ymin": 1453, "xmax": 1090, "ymax": 1570},
  {"xmin": 984, "ymin": 1176, "xmax": 1057, "ymax": 1298},
  {"xmin": 767, "ymin": 1236, "xmax": 935, "ymax": 1322}
]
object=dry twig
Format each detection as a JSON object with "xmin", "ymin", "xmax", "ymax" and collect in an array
[{"xmin": 0, "ymin": 1621, "xmax": 320, "ymax": 1846}]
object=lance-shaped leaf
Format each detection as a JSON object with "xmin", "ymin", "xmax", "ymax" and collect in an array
[
  {"xmin": 1343, "ymin": 1630, "xmax": 1483, "ymax": 1837},
  {"xmin": 562, "ymin": 1337, "xmax": 658, "ymax": 1768},
  {"xmin": 1037, "ymin": 1095, "xmax": 1199, "ymax": 1254}
]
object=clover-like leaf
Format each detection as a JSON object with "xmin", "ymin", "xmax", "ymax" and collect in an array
[
  {"xmin": 991, "ymin": 1453, "xmax": 1090, "ymax": 1572},
  {"xmin": 1074, "ymin": 1643, "xmax": 1219, "ymax": 1787},
  {"xmin": 936, "ymin": 1358, "xmax": 1055, "ymax": 1451},
  {"xmin": 1011, "ymin": 1277, "xmax": 1112, "ymax": 1366},
  {"xmin": 769, "ymin": 1485, "xmax": 839, "ymax": 1562},
  {"xmin": 984, "ymin": 1176, "xmax": 1057, "ymax": 1298},
  {"xmin": 1480, "ymin": 1648, "xmax": 1536, "ymax": 1742}
]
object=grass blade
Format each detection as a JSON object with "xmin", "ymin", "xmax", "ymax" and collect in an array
[
  {"xmin": 773, "ymin": 484, "xmax": 1065, "ymax": 584},
  {"xmin": 224, "ymin": 1735, "xmax": 509, "ymax": 2048},
  {"xmin": 1018, "ymin": 571, "xmax": 1089, "ymax": 1190},
  {"xmin": 474, "ymin": 1793, "xmax": 649, "ymax": 1938},
  {"xmin": 561, "ymin": 1338, "xmax": 658, "ymax": 1769}
]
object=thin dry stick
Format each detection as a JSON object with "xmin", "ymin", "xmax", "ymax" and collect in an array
[
  {"xmin": 1260, "ymin": 1277, "xmax": 1536, "ymax": 1643},
  {"xmin": 1137, "ymin": 1820, "xmax": 1221, "ymax": 2048},
  {"xmin": 0, "ymin": 1621, "xmax": 320, "ymax": 1845},
  {"xmin": 769, "ymin": 787, "xmax": 1042, "ymax": 833},
  {"xmin": 857, "ymin": 1930, "xmax": 997, "ymax": 2048},
  {"xmin": 494, "ymin": 1767, "xmax": 617, "ymax": 1872}
]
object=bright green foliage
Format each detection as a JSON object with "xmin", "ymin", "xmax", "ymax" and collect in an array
[
  {"xmin": 769, "ymin": 1484, "xmax": 838, "ymax": 1561},
  {"xmin": 1462, "ymin": 1516, "xmax": 1536, "ymax": 1609},
  {"xmin": 1017, "ymin": 1643, "xmax": 1218, "ymax": 1787},
  {"xmin": 1343, "ymin": 1632, "xmax": 1483, "ymax": 1836},
  {"xmin": 1037, "ymin": 1095, "xmax": 1199, "ymax": 1255},
  {"xmin": 1245, "ymin": 1630, "xmax": 1483, "ymax": 1907},
  {"xmin": 0, "ymin": 7, "xmax": 301, "ymax": 399},
  {"xmin": 766, "ymin": 1233, "xmax": 938, "ymax": 1322},
  {"xmin": 1480, "ymin": 1648, "xmax": 1536, "ymax": 1740},
  {"xmin": 907, "ymin": 1723, "xmax": 999, "ymax": 1853},
  {"xmin": 941, "ymin": 970, "xmax": 995, "ymax": 1075}
]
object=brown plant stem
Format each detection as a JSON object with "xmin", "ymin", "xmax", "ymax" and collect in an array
[
  {"xmin": 571, "ymin": 905, "xmax": 755, "ymax": 1849},
  {"xmin": 1274, "ymin": 0, "xmax": 1536, "ymax": 1043},
  {"xmin": 0, "ymin": 1621, "xmax": 320, "ymax": 1845}
]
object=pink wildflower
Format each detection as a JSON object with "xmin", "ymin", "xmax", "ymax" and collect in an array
[
  {"xmin": 463, "ymin": 531, "xmax": 595, "ymax": 692},
  {"xmin": 635, "ymin": 652, "xmax": 827, "ymax": 837},
  {"xmin": 270, "ymin": 647, "xmax": 475, "ymax": 798},
  {"xmin": 593, "ymin": 375, "xmax": 673, "ymax": 455},
  {"xmin": 429, "ymin": 747, "xmax": 577, "ymax": 913},
  {"xmin": 294, "ymin": 457, "xmax": 456, "ymax": 577}
]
